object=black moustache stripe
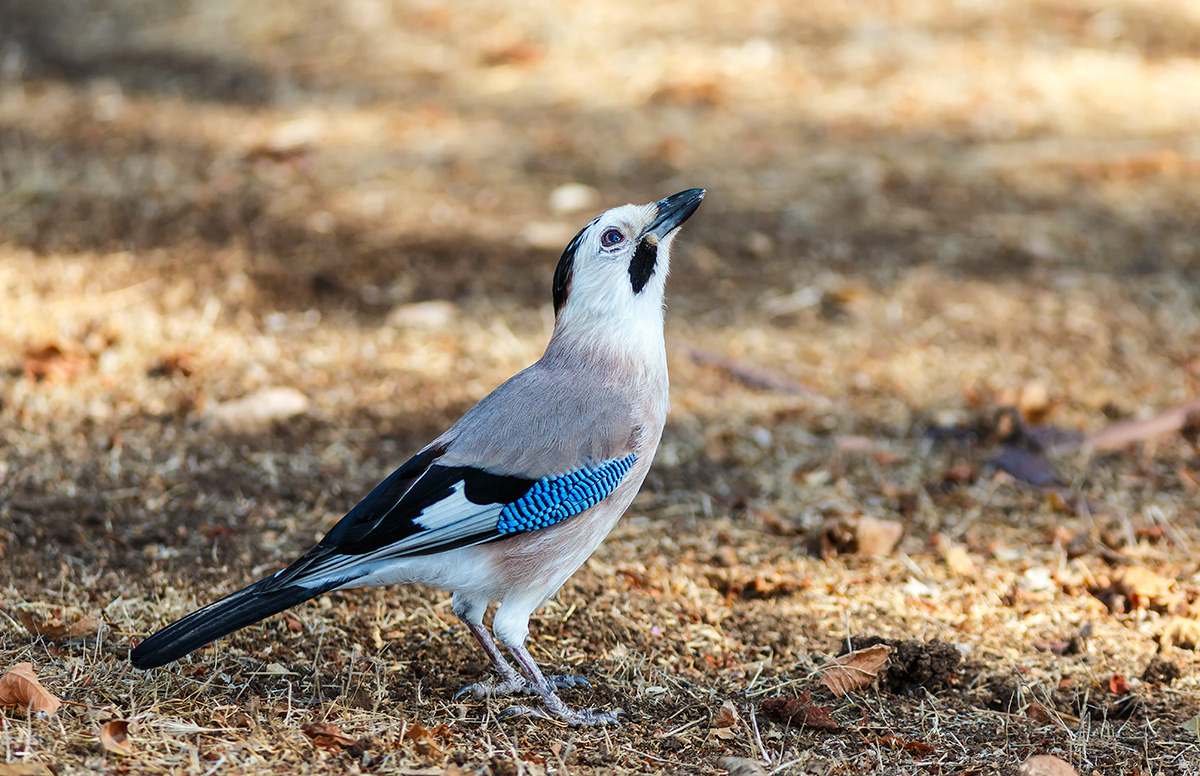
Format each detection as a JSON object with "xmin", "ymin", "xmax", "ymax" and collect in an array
[{"xmin": 629, "ymin": 238, "xmax": 656, "ymax": 294}]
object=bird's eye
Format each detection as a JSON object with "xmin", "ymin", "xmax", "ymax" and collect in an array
[{"xmin": 600, "ymin": 228, "xmax": 624, "ymax": 247}]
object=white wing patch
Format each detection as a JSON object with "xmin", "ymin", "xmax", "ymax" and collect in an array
[
  {"xmin": 413, "ymin": 481, "xmax": 497, "ymax": 532},
  {"xmin": 295, "ymin": 482, "xmax": 505, "ymax": 587}
]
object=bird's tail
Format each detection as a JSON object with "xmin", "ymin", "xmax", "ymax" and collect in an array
[{"xmin": 130, "ymin": 574, "xmax": 342, "ymax": 669}]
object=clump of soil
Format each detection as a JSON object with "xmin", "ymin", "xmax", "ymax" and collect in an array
[{"xmin": 842, "ymin": 636, "xmax": 961, "ymax": 694}]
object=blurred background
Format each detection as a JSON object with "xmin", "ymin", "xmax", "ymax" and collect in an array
[
  {"xmin": 4, "ymin": 0, "xmax": 1200, "ymax": 609},
  {"xmin": 1, "ymin": 0, "xmax": 1199, "ymax": 768}
]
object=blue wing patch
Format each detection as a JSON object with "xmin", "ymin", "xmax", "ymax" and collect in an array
[{"xmin": 496, "ymin": 454, "xmax": 637, "ymax": 534}]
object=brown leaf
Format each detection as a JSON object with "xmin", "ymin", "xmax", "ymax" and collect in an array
[
  {"xmin": 301, "ymin": 721, "xmax": 356, "ymax": 750},
  {"xmin": 147, "ymin": 351, "xmax": 196, "ymax": 378},
  {"xmin": 0, "ymin": 764, "xmax": 55, "ymax": 776},
  {"xmin": 100, "ymin": 719, "xmax": 134, "ymax": 757},
  {"xmin": 855, "ymin": 517, "xmax": 904, "ymax": 557},
  {"xmin": 1019, "ymin": 754, "xmax": 1079, "ymax": 776},
  {"xmin": 759, "ymin": 691, "xmax": 839, "ymax": 731},
  {"xmin": 1088, "ymin": 400, "xmax": 1200, "ymax": 451},
  {"xmin": 711, "ymin": 699, "xmax": 739, "ymax": 728},
  {"xmin": 809, "ymin": 516, "xmax": 903, "ymax": 559},
  {"xmin": 718, "ymin": 756, "xmax": 768, "ymax": 776},
  {"xmin": 819, "ymin": 644, "xmax": 892, "ymax": 696},
  {"xmin": 932, "ymin": 534, "xmax": 976, "ymax": 579},
  {"xmin": 686, "ymin": 346, "xmax": 816, "ymax": 396},
  {"xmin": 1159, "ymin": 617, "xmax": 1200, "ymax": 650},
  {"xmin": 1106, "ymin": 565, "xmax": 1181, "ymax": 612},
  {"xmin": 708, "ymin": 568, "xmax": 799, "ymax": 600},
  {"xmin": 1017, "ymin": 381, "xmax": 1052, "ymax": 423},
  {"xmin": 22, "ymin": 342, "xmax": 91, "ymax": 383},
  {"xmin": 863, "ymin": 734, "xmax": 936, "ymax": 755},
  {"xmin": 0, "ymin": 663, "xmax": 62, "ymax": 716},
  {"xmin": 1108, "ymin": 674, "xmax": 1131, "ymax": 695},
  {"xmin": 404, "ymin": 721, "xmax": 451, "ymax": 758},
  {"xmin": 18, "ymin": 611, "xmax": 101, "ymax": 640}
]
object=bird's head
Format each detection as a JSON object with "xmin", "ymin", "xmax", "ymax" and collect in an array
[{"xmin": 550, "ymin": 189, "xmax": 704, "ymax": 354}]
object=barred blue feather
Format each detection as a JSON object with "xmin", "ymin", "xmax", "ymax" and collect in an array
[{"xmin": 497, "ymin": 455, "xmax": 637, "ymax": 534}]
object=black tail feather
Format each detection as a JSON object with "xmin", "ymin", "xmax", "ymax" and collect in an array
[{"xmin": 130, "ymin": 577, "xmax": 338, "ymax": 669}]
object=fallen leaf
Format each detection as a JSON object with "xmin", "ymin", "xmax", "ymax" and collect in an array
[
  {"xmin": 808, "ymin": 517, "xmax": 857, "ymax": 559},
  {"xmin": 0, "ymin": 663, "xmax": 61, "ymax": 716},
  {"xmin": 989, "ymin": 447, "xmax": 1060, "ymax": 487},
  {"xmin": 932, "ymin": 534, "xmax": 976, "ymax": 578},
  {"xmin": 1103, "ymin": 565, "xmax": 1182, "ymax": 612},
  {"xmin": 100, "ymin": 719, "xmax": 134, "ymax": 756},
  {"xmin": 1019, "ymin": 754, "xmax": 1079, "ymax": 776},
  {"xmin": 1088, "ymin": 400, "xmax": 1200, "ymax": 451},
  {"xmin": 1119, "ymin": 566, "xmax": 1176, "ymax": 599},
  {"xmin": 147, "ymin": 351, "xmax": 196, "ymax": 378},
  {"xmin": 809, "ymin": 516, "xmax": 903, "ymax": 559},
  {"xmin": 387, "ymin": 300, "xmax": 460, "ymax": 330},
  {"xmin": 23, "ymin": 341, "xmax": 91, "ymax": 383},
  {"xmin": 718, "ymin": 756, "xmax": 768, "ymax": 776},
  {"xmin": 1159, "ymin": 617, "xmax": 1200, "ymax": 650},
  {"xmin": 1183, "ymin": 713, "xmax": 1200, "ymax": 741},
  {"xmin": 204, "ymin": 387, "xmax": 309, "ymax": 432},
  {"xmin": 687, "ymin": 346, "xmax": 816, "ymax": 396},
  {"xmin": 711, "ymin": 699, "xmax": 739, "ymax": 728},
  {"xmin": 301, "ymin": 721, "xmax": 356, "ymax": 750},
  {"xmin": 480, "ymin": 39, "xmax": 544, "ymax": 68},
  {"xmin": 760, "ymin": 691, "xmax": 840, "ymax": 730},
  {"xmin": 834, "ymin": 435, "xmax": 877, "ymax": 453},
  {"xmin": 863, "ymin": 734, "xmax": 936, "ymax": 755},
  {"xmin": 18, "ymin": 611, "xmax": 101, "ymax": 640},
  {"xmin": 1108, "ymin": 674, "xmax": 1131, "ymax": 695},
  {"xmin": 1017, "ymin": 381, "xmax": 1052, "ymax": 423},
  {"xmin": 1026, "ymin": 701, "xmax": 1058, "ymax": 725},
  {"xmin": 708, "ymin": 568, "xmax": 799, "ymax": 600},
  {"xmin": 0, "ymin": 764, "xmax": 55, "ymax": 776},
  {"xmin": 819, "ymin": 644, "xmax": 892, "ymax": 696},
  {"xmin": 855, "ymin": 517, "xmax": 904, "ymax": 557},
  {"xmin": 404, "ymin": 721, "xmax": 451, "ymax": 758}
]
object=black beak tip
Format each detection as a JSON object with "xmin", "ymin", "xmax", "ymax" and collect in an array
[{"xmin": 650, "ymin": 188, "xmax": 706, "ymax": 238}]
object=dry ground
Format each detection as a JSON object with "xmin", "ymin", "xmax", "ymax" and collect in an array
[{"xmin": 1, "ymin": 0, "xmax": 1199, "ymax": 774}]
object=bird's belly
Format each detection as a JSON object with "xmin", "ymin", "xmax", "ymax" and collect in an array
[{"xmin": 344, "ymin": 547, "xmax": 502, "ymax": 593}]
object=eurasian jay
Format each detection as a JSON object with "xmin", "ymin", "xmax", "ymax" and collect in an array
[{"xmin": 131, "ymin": 189, "xmax": 705, "ymax": 725}]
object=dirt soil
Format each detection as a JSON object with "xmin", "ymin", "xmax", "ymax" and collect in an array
[{"xmin": 1, "ymin": 0, "xmax": 1199, "ymax": 774}]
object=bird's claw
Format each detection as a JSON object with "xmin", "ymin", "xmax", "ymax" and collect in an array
[
  {"xmin": 454, "ymin": 674, "xmax": 589, "ymax": 701},
  {"xmin": 547, "ymin": 674, "xmax": 591, "ymax": 690},
  {"xmin": 499, "ymin": 704, "xmax": 626, "ymax": 727},
  {"xmin": 454, "ymin": 679, "xmax": 526, "ymax": 701}
]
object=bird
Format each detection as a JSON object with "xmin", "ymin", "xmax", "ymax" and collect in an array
[{"xmin": 130, "ymin": 188, "xmax": 705, "ymax": 726}]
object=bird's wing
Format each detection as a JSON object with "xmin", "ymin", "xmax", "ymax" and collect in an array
[{"xmin": 263, "ymin": 446, "xmax": 638, "ymax": 590}]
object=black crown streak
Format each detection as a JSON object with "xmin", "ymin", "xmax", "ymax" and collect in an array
[
  {"xmin": 628, "ymin": 237, "xmax": 657, "ymax": 294},
  {"xmin": 553, "ymin": 222, "xmax": 592, "ymax": 315}
]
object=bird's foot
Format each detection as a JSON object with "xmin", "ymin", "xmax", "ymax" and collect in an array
[
  {"xmin": 499, "ymin": 703, "xmax": 626, "ymax": 727},
  {"xmin": 455, "ymin": 674, "xmax": 589, "ymax": 701}
]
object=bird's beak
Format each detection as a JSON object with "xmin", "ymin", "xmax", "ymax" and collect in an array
[{"xmin": 646, "ymin": 189, "xmax": 706, "ymax": 240}]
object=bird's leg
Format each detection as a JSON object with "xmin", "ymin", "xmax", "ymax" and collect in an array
[
  {"xmin": 454, "ymin": 621, "xmax": 590, "ymax": 700},
  {"xmin": 498, "ymin": 642, "xmax": 624, "ymax": 727},
  {"xmin": 454, "ymin": 619, "xmax": 528, "ymax": 699}
]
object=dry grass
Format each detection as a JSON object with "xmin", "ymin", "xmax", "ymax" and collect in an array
[{"xmin": 2, "ymin": 0, "xmax": 1199, "ymax": 773}]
